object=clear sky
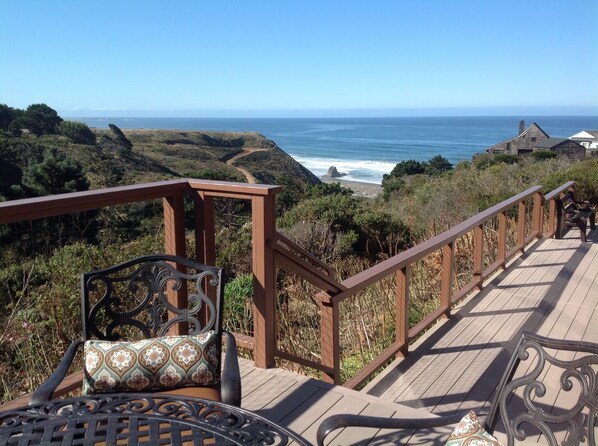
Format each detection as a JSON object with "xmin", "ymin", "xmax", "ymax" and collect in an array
[{"xmin": 1, "ymin": 0, "xmax": 597, "ymax": 117}]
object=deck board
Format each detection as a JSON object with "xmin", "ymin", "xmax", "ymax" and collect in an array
[{"xmin": 234, "ymin": 232, "xmax": 597, "ymax": 445}]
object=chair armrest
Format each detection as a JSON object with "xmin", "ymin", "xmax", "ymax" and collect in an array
[
  {"xmin": 220, "ymin": 331, "xmax": 241, "ymax": 407},
  {"xmin": 316, "ymin": 411, "xmax": 467, "ymax": 446},
  {"xmin": 30, "ymin": 339, "xmax": 84, "ymax": 405}
]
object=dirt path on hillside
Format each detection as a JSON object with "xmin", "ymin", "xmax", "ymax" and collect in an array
[{"xmin": 227, "ymin": 148, "xmax": 268, "ymax": 184}]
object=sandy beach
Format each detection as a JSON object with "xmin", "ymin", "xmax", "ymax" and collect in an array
[{"xmin": 320, "ymin": 176, "xmax": 383, "ymax": 198}]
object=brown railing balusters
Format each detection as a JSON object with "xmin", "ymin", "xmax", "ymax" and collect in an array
[
  {"xmin": 533, "ymin": 192, "xmax": 544, "ymax": 238},
  {"xmin": 517, "ymin": 199, "xmax": 526, "ymax": 251},
  {"xmin": 498, "ymin": 211, "xmax": 507, "ymax": 267},
  {"xmin": 395, "ymin": 266, "xmax": 410, "ymax": 357},
  {"xmin": 440, "ymin": 242, "xmax": 453, "ymax": 318},
  {"xmin": 473, "ymin": 225, "xmax": 484, "ymax": 290}
]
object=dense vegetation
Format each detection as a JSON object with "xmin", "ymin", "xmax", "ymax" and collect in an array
[{"xmin": 2, "ymin": 102, "xmax": 598, "ymax": 401}]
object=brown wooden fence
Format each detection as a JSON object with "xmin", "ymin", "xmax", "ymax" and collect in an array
[
  {"xmin": 271, "ymin": 181, "xmax": 578, "ymax": 387},
  {"xmin": 0, "ymin": 178, "xmax": 578, "ymax": 408}
]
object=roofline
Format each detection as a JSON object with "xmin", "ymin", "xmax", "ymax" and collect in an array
[{"xmin": 485, "ymin": 122, "xmax": 550, "ymax": 152}]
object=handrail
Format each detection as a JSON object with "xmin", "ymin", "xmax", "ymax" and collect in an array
[
  {"xmin": 0, "ymin": 179, "xmax": 282, "ymax": 408},
  {"xmin": 328, "ymin": 186, "xmax": 542, "ymax": 304},
  {"xmin": 544, "ymin": 180, "xmax": 575, "ymax": 202},
  {"xmin": 275, "ymin": 184, "xmax": 567, "ymax": 387},
  {"xmin": 0, "ymin": 179, "xmax": 281, "ymax": 225},
  {"xmin": 272, "ymin": 233, "xmax": 345, "ymax": 294},
  {"xmin": 1, "ymin": 177, "xmax": 580, "ymax": 406}
]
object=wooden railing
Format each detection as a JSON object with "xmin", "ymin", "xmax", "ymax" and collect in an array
[
  {"xmin": 274, "ymin": 182, "xmax": 578, "ymax": 387},
  {"xmin": 0, "ymin": 178, "xmax": 578, "ymax": 408},
  {"xmin": 0, "ymin": 179, "xmax": 281, "ymax": 408}
]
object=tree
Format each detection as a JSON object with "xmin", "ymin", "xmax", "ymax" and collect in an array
[
  {"xmin": 306, "ymin": 181, "xmax": 353, "ymax": 198},
  {"xmin": 58, "ymin": 121, "xmax": 96, "ymax": 145},
  {"xmin": 23, "ymin": 103, "xmax": 63, "ymax": 135},
  {"xmin": 17, "ymin": 147, "xmax": 89, "ymax": 197},
  {"xmin": 0, "ymin": 104, "xmax": 18, "ymax": 131},
  {"xmin": 425, "ymin": 155, "xmax": 453, "ymax": 175},
  {"xmin": 389, "ymin": 160, "xmax": 426, "ymax": 177},
  {"xmin": 381, "ymin": 175, "xmax": 405, "ymax": 200}
]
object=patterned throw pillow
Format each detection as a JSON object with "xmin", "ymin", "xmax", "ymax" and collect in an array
[
  {"xmin": 82, "ymin": 332, "xmax": 220, "ymax": 395},
  {"xmin": 446, "ymin": 411, "xmax": 503, "ymax": 446}
]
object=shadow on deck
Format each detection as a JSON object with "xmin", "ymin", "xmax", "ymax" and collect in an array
[{"xmin": 243, "ymin": 230, "xmax": 598, "ymax": 444}]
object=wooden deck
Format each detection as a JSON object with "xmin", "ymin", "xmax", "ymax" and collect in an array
[{"xmin": 240, "ymin": 231, "xmax": 598, "ymax": 445}]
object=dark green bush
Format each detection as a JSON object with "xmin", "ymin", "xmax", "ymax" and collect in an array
[
  {"xmin": 530, "ymin": 150, "xmax": 557, "ymax": 160},
  {"xmin": 542, "ymin": 158, "xmax": 598, "ymax": 200},
  {"xmin": 58, "ymin": 121, "xmax": 96, "ymax": 145},
  {"xmin": 494, "ymin": 154, "xmax": 519, "ymax": 164}
]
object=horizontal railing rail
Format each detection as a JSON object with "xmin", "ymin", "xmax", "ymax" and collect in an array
[
  {"xmin": 274, "ymin": 183, "xmax": 578, "ymax": 387},
  {"xmin": 0, "ymin": 177, "xmax": 581, "ymax": 409},
  {"xmin": 0, "ymin": 178, "xmax": 281, "ymax": 408}
]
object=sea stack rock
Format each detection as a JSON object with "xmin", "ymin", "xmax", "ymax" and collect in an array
[{"xmin": 326, "ymin": 166, "xmax": 345, "ymax": 178}]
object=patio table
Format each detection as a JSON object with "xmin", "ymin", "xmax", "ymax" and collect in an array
[{"xmin": 0, "ymin": 393, "xmax": 309, "ymax": 445}]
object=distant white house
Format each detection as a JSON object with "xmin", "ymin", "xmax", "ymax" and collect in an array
[{"xmin": 569, "ymin": 130, "xmax": 598, "ymax": 157}]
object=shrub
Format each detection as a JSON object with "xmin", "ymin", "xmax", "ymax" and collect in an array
[
  {"xmin": 58, "ymin": 121, "xmax": 96, "ymax": 145},
  {"xmin": 493, "ymin": 154, "xmax": 519, "ymax": 164},
  {"xmin": 542, "ymin": 158, "xmax": 598, "ymax": 201},
  {"xmin": 425, "ymin": 155, "xmax": 453, "ymax": 175},
  {"xmin": 223, "ymin": 274, "xmax": 254, "ymax": 335},
  {"xmin": 531, "ymin": 150, "xmax": 557, "ymax": 161}
]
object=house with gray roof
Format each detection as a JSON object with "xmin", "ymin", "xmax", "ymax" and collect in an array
[
  {"xmin": 485, "ymin": 120, "xmax": 585, "ymax": 160},
  {"xmin": 532, "ymin": 137, "xmax": 585, "ymax": 160},
  {"xmin": 485, "ymin": 121, "xmax": 549, "ymax": 155}
]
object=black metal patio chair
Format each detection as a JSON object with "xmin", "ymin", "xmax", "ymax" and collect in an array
[
  {"xmin": 30, "ymin": 254, "xmax": 241, "ymax": 407},
  {"xmin": 317, "ymin": 332, "xmax": 598, "ymax": 445}
]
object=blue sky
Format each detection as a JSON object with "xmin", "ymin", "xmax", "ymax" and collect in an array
[{"xmin": 1, "ymin": 0, "xmax": 597, "ymax": 117}]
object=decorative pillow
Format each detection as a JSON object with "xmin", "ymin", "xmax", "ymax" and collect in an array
[
  {"xmin": 82, "ymin": 331, "xmax": 220, "ymax": 395},
  {"xmin": 446, "ymin": 411, "xmax": 503, "ymax": 446}
]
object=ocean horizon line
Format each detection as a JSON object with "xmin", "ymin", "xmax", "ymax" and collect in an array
[{"xmin": 60, "ymin": 106, "xmax": 598, "ymax": 120}]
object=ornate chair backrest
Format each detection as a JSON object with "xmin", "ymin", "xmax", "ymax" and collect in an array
[
  {"xmin": 485, "ymin": 332, "xmax": 598, "ymax": 446},
  {"xmin": 81, "ymin": 254, "xmax": 224, "ymax": 342}
]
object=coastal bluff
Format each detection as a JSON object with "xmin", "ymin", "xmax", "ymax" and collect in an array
[
  {"xmin": 120, "ymin": 129, "xmax": 321, "ymax": 186},
  {"xmin": 0, "ymin": 129, "xmax": 321, "ymax": 193}
]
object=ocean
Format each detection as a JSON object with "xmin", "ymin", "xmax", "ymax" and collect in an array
[{"xmin": 77, "ymin": 116, "xmax": 598, "ymax": 184}]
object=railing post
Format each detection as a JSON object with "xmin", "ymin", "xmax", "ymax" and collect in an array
[
  {"xmin": 473, "ymin": 225, "xmax": 484, "ymax": 290},
  {"xmin": 252, "ymin": 194, "xmax": 277, "ymax": 369},
  {"xmin": 194, "ymin": 191, "xmax": 216, "ymax": 266},
  {"xmin": 517, "ymin": 199, "xmax": 526, "ymax": 252},
  {"xmin": 396, "ymin": 266, "xmax": 410, "ymax": 357},
  {"xmin": 193, "ymin": 191, "xmax": 217, "ymax": 326},
  {"xmin": 533, "ymin": 192, "xmax": 544, "ymax": 239},
  {"xmin": 440, "ymin": 242, "xmax": 454, "ymax": 316},
  {"xmin": 548, "ymin": 198, "xmax": 557, "ymax": 238},
  {"xmin": 320, "ymin": 293, "xmax": 339, "ymax": 384},
  {"xmin": 163, "ymin": 191, "xmax": 187, "ymax": 258},
  {"xmin": 498, "ymin": 211, "xmax": 507, "ymax": 268},
  {"xmin": 163, "ymin": 190, "xmax": 188, "ymax": 335}
]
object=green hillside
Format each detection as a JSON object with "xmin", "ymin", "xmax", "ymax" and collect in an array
[{"xmin": 0, "ymin": 125, "xmax": 320, "ymax": 199}]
